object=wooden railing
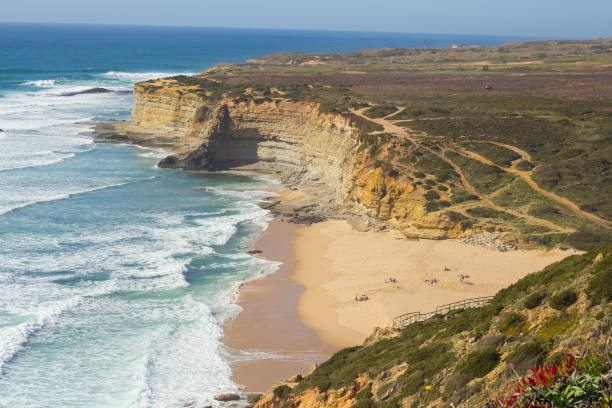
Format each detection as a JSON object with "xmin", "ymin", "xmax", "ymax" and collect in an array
[{"xmin": 392, "ymin": 296, "xmax": 494, "ymax": 329}]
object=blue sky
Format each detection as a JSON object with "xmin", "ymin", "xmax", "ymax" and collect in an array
[{"xmin": 2, "ymin": 0, "xmax": 610, "ymax": 38}]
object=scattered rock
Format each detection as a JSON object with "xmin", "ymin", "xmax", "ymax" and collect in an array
[
  {"xmin": 246, "ymin": 393, "xmax": 264, "ymax": 404},
  {"xmin": 292, "ymin": 203, "xmax": 328, "ymax": 225},
  {"xmin": 247, "ymin": 250, "xmax": 263, "ymax": 255},
  {"xmin": 461, "ymin": 233, "xmax": 515, "ymax": 251},
  {"xmin": 485, "ymin": 84, "xmax": 493, "ymax": 90},
  {"xmin": 214, "ymin": 393, "xmax": 241, "ymax": 402},
  {"xmin": 60, "ymin": 87, "xmax": 112, "ymax": 97}
]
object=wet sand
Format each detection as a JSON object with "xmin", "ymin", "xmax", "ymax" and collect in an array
[{"xmin": 224, "ymin": 221, "xmax": 336, "ymax": 392}]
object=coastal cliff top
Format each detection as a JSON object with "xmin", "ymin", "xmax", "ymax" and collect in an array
[{"xmin": 131, "ymin": 38, "xmax": 612, "ymax": 250}]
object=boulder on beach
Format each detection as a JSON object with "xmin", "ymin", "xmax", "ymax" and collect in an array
[
  {"xmin": 246, "ymin": 393, "xmax": 263, "ymax": 404},
  {"xmin": 213, "ymin": 393, "xmax": 241, "ymax": 402}
]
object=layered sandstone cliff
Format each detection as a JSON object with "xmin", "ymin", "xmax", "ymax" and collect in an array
[{"xmin": 130, "ymin": 81, "xmax": 461, "ymax": 238}]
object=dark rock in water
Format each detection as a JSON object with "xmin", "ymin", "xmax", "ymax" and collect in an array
[
  {"xmin": 247, "ymin": 250, "xmax": 263, "ymax": 255},
  {"xmin": 214, "ymin": 393, "xmax": 241, "ymax": 402},
  {"xmin": 0, "ymin": 129, "xmax": 3, "ymax": 132},
  {"xmin": 158, "ymin": 155, "xmax": 180, "ymax": 168},
  {"xmin": 61, "ymin": 87, "xmax": 112, "ymax": 97},
  {"xmin": 246, "ymin": 393, "xmax": 263, "ymax": 404},
  {"xmin": 183, "ymin": 146, "xmax": 211, "ymax": 170},
  {"xmin": 158, "ymin": 146, "xmax": 211, "ymax": 170}
]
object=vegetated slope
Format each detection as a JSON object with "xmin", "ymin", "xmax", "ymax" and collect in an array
[{"xmin": 255, "ymin": 246, "xmax": 612, "ymax": 408}]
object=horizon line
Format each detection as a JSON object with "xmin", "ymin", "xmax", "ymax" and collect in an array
[{"xmin": 0, "ymin": 20, "xmax": 586, "ymax": 41}]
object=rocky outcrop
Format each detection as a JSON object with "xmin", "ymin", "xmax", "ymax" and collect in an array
[{"xmin": 130, "ymin": 82, "xmax": 463, "ymax": 238}]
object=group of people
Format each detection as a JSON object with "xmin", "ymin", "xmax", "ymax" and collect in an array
[
  {"xmin": 458, "ymin": 273, "xmax": 470, "ymax": 282},
  {"xmin": 384, "ymin": 277, "xmax": 398, "ymax": 283},
  {"xmin": 355, "ymin": 294, "xmax": 369, "ymax": 302}
]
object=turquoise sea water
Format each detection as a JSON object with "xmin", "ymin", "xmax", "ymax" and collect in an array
[{"xmin": 0, "ymin": 23, "xmax": 530, "ymax": 407}]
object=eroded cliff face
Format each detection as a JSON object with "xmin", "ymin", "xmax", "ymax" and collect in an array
[{"xmin": 131, "ymin": 82, "xmax": 462, "ymax": 238}]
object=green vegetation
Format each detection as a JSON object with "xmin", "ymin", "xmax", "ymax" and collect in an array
[
  {"xmin": 464, "ymin": 142, "xmax": 521, "ymax": 167},
  {"xmin": 273, "ymin": 384, "xmax": 291, "ymax": 398},
  {"xmin": 550, "ymin": 289, "xmax": 579, "ymax": 310},
  {"xmin": 450, "ymin": 187, "xmax": 478, "ymax": 204},
  {"xmin": 457, "ymin": 348, "xmax": 500, "ymax": 378},
  {"xmin": 586, "ymin": 253, "xmax": 612, "ymax": 305},
  {"xmin": 498, "ymin": 312, "xmax": 527, "ymax": 336},
  {"xmin": 446, "ymin": 151, "xmax": 515, "ymax": 195},
  {"xmin": 524, "ymin": 291, "xmax": 547, "ymax": 309},
  {"xmin": 286, "ymin": 246, "xmax": 612, "ymax": 407},
  {"xmin": 466, "ymin": 207, "xmax": 516, "ymax": 220},
  {"xmin": 515, "ymin": 159, "xmax": 534, "ymax": 171},
  {"xmin": 364, "ymin": 104, "xmax": 397, "ymax": 118}
]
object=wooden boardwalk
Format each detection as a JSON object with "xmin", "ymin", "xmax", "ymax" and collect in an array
[{"xmin": 392, "ymin": 296, "xmax": 494, "ymax": 329}]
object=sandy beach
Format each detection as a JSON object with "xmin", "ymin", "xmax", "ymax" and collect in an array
[
  {"xmin": 224, "ymin": 209, "xmax": 577, "ymax": 391},
  {"xmin": 224, "ymin": 222, "xmax": 335, "ymax": 392},
  {"xmin": 291, "ymin": 220, "xmax": 578, "ymax": 347}
]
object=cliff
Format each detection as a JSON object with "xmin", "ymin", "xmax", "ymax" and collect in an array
[
  {"xmin": 116, "ymin": 37, "xmax": 612, "ymax": 246},
  {"xmin": 129, "ymin": 80, "xmax": 460, "ymax": 239}
]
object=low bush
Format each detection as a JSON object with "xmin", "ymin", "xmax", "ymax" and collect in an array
[
  {"xmin": 457, "ymin": 348, "xmax": 500, "ymax": 379},
  {"xmin": 586, "ymin": 250, "xmax": 612, "ymax": 305},
  {"xmin": 498, "ymin": 312, "xmax": 526, "ymax": 336},
  {"xmin": 516, "ymin": 160, "xmax": 535, "ymax": 171},
  {"xmin": 273, "ymin": 385, "xmax": 291, "ymax": 398},
  {"xmin": 506, "ymin": 341, "xmax": 548, "ymax": 375},
  {"xmin": 524, "ymin": 291, "xmax": 547, "ymax": 309},
  {"xmin": 550, "ymin": 289, "xmax": 578, "ymax": 310},
  {"xmin": 424, "ymin": 191, "xmax": 440, "ymax": 201}
]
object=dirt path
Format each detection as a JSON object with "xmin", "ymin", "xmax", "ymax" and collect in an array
[
  {"xmin": 456, "ymin": 147, "xmax": 612, "ymax": 230},
  {"xmin": 351, "ymin": 108, "xmax": 573, "ymax": 234}
]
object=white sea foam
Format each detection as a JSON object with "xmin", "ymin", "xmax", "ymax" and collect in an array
[
  {"xmin": 20, "ymin": 79, "xmax": 56, "ymax": 87},
  {"xmin": 0, "ymin": 180, "xmax": 133, "ymax": 216},
  {"xmin": 0, "ymin": 295, "xmax": 83, "ymax": 374}
]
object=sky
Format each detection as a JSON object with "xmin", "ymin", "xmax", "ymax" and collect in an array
[{"xmin": 2, "ymin": 0, "xmax": 611, "ymax": 38}]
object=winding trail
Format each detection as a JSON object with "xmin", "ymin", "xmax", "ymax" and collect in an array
[
  {"xmin": 350, "ymin": 108, "xmax": 607, "ymax": 234},
  {"xmin": 455, "ymin": 146, "xmax": 612, "ymax": 230}
]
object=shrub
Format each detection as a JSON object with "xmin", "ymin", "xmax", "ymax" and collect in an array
[
  {"xmin": 577, "ymin": 354, "xmax": 610, "ymax": 376},
  {"xmin": 273, "ymin": 385, "xmax": 291, "ymax": 398},
  {"xmin": 424, "ymin": 191, "xmax": 440, "ymax": 201},
  {"xmin": 550, "ymin": 289, "xmax": 578, "ymax": 310},
  {"xmin": 498, "ymin": 312, "xmax": 526, "ymax": 336},
  {"xmin": 507, "ymin": 341, "xmax": 548, "ymax": 375},
  {"xmin": 494, "ymin": 355, "xmax": 608, "ymax": 408},
  {"xmin": 524, "ymin": 291, "xmax": 546, "ymax": 309},
  {"xmin": 425, "ymin": 200, "xmax": 451, "ymax": 212},
  {"xmin": 516, "ymin": 160, "xmax": 534, "ymax": 171},
  {"xmin": 457, "ymin": 348, "xmax": 500, "ymax": 378},
  {"xmin": 587, "ymin": 251, "xmax": 612, "ymax": 305},
  {"xmin": 353, "ymin": 384, "xmax": 374, "ymax": 408}
]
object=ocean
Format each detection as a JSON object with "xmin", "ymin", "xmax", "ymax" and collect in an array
[{"xmin": 0, "ymin": 23, "xmax": 530, "ymax": 407}]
